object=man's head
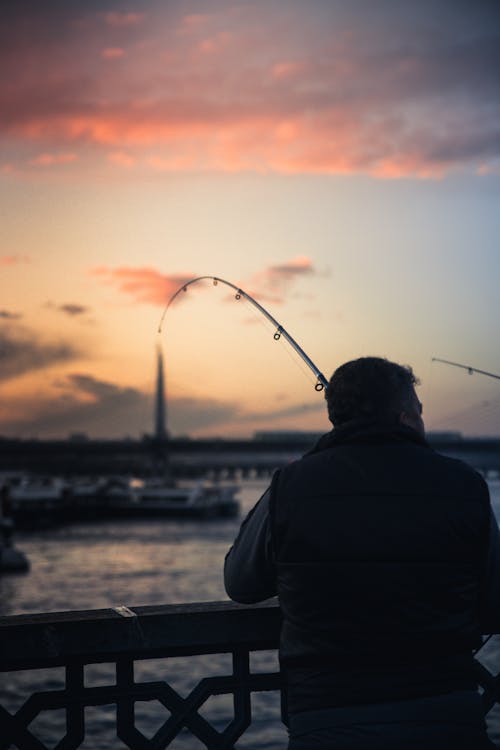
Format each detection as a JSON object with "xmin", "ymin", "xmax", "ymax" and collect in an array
[{"xmin": 325, "ymin": 356, "xmax": 424, "ymax": 435}]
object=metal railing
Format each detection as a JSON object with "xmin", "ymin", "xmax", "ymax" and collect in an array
[
  {"xmin": 1, "ymin": 600, "xmax": 499, "ymax": 749},
  {"xmin": 0, "ymin": 600, "xmax": 283, "ymax": 749}
]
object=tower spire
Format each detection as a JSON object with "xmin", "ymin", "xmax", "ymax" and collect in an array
[{"xmin": 155, "ymin": 345, "xmax": 167, "ymax": 440}]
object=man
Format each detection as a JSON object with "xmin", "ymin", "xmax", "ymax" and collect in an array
[{"xmin": 224, "ymin": 357, "xmax": 500, "ymax": 749}]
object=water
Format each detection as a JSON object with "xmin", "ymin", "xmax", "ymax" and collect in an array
[
  {"xmin": 0, "ymin": 480, "xmax": 269, "ymax": 616},
  {"xmin": 2, "ymin": 478, "xmax": 500, "ymax": 748},
  {"xmin": 0, "ymin": 479, "xmax": 286, "ymax": 749}
]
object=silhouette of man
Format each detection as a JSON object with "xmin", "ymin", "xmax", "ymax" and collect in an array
[{"xmin": 225, "ymin": 357, "xmax": 500, "ymax": 749}]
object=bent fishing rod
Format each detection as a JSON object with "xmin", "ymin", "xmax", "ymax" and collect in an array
[
  {"xmin": 159, "ymin": 275, "xmax": 328, "ymax": 392},
  {"xmin": 432, "ymin": 358, "xmax": 500, "ymax": 382}
]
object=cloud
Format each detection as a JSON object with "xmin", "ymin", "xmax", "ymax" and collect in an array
[
  {"xmin": 108, "ymin": 151, "xmax": 136, "ymax": 167},
  {"xmin": 0, "ymin": 365, "xmax": 325, "ymax": 437},
  {"xmin": 0, "ymin": 325, "xmax": 78, "ymax": 381},
  {"xmin": 28, "ymin": 152, "xmax": 77, "ymax": 167},
  {"xmin": 58, "ymin": 303, "xmax": 90, "ymax": 317},
  {"xmin": 92, "ymin": 258, "xmax": 319, "ymax": 308},
  {"xmin": 0, "ymin": 255, "xmax": 30, "ymax": 265},
  {"xmin": 101, "ymin": 48, "xmax": 125, "ymax": 60},
  {"xmin": 0, "ymin": 373, "xmax": 152, "ymax": 438},
  {"xmin": 168, "ymin": 396, "xmax": 240, "ymax": 433},
  {"xmin": 91, "ymin": 267, "xmax": 195, "ymax": 306},
  {"xmin": 246, "ymin": 256, "xmax": 318, "ymax": 303},
  {"xmin": 171, "ymin": 395, "xmax": 326, "ymax": 436},
  {"xmin": 240, "ymin": 399, "xmax": 324, "ymax": 424},
  {"xmin": 45, "ymin": 301, "xmax": 91, "ymax": 317},
  {"xmin": 0, "ymin": 1, "xmax": 499, "ymax": 177},
  {"xmin": 0, "ymin": 372, "xmax": 243, "ymax": 438}
]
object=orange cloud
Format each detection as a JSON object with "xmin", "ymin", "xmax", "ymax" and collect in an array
[
  {"xmin": 91, "ymin": 267, "xmax": 194, "ymax": 306},
  {"xmin": 271, "ymin": 61, "xmax": 304, "ymax": 79},
  {"xmin": 101, "ymin": 48, "xmax": 126, "ymax": 60},
  {"xmin": 0, "ymin": 255, "xmax": 30, "ymax": 265},
  {"xmin": 198, "ymin": 31, "xmax": 232, "ymax": 54},
  {"xmin": 28, "ymin": 152, "xmax": 78, "ymax": 167},
  {"xmin": 1, "ymin": 2, "xmax": 498, "ymax": 179},
  {"xmin": 5, "ymin": 103, "xmax": 461, "ymax": 179},
  {"xmin": 91, "ymin": 259, "xmax": 317, "ymax": 308},
  {"xmin": 107, "ymin": 150, "xmax": 136, "ymax": 167}
]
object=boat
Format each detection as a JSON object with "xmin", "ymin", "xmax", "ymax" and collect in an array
[
  {"xmin": 0, "ymin": 472, "xmax": 240, "ymax": 526},
  {"xmin": 103, "ymin": 477, "xmax": 240, "ymax": 518},
  {"xmin": 0, "ymin": 485, "xmax": 29, "ymax": 572},
  {"xmin": 0, "ymin": 537, "xmax": 30, "ymax": 572},
  {"xmin": 2, "ymin": 474, "xmax": 69, "ymax": 529}
]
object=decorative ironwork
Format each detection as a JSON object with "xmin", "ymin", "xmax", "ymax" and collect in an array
[
  {"xmin": 0, "ymin": 601, "xmax": 283, "ymax": 749},
  {"xmin": 1, "ymin": 600, "xmax": 499, "ymax": 748}
]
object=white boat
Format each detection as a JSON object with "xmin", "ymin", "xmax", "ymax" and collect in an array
[
  {"xmin": 104, "ymin": 478, "xmax": 240, "ymax": 518},
  {"xmin": 0, "ymin": 473, "xmax": 240, "ymax": 525},
  {"xmin": 1, "ymin": 474, "xmax": 69, "ymax": 528}
]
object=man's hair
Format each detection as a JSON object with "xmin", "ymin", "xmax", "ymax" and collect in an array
[{"xmin": 325, "ymin": 357, "xmax": 419, "ymax": 426}]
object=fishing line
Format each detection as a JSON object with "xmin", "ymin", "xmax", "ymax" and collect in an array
[
  {"xmin": 238, "ymin": 296, "xmax": 317, "ymax": 387},
  {"xmin": 159, "ymin": 275, "xmax": 328, "ymax": 392},
  {"xmin": 431, "ymin": 356, "xmax": 500, "ymax": 654},
  {"xmin": 423, "ymin": 356, "xmax": 435, "ymax": 423},
  {"xmin": 429, "ymin": 398, "xmax": 500, "ymax": 430},
  {"xmin": 430, "ymin": 358, "xmax": 500, "ymax": 431}
]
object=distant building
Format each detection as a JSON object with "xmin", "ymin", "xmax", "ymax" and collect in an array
[
  {"xmin": 426, "ymin": 431, "xmax": 463, "ymax": 443},
  {"xmin": 68, "ymin": 432, "xmax": 89, "ymax": 443},
  {"xmin": 253, "ymin": 430, "xmax": 324, "ymax": 443}
]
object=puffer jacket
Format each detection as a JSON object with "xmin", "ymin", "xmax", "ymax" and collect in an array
[{"xmin": 269, "ymin": 421, "xmax": 491, "ymax": 714}]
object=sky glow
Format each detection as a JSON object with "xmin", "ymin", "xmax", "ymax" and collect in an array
[{"xmin": 1, "ymin": 0, "xmax": 499, "ymax": 439}]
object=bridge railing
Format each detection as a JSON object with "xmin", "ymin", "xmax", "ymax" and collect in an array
[
  {"xmin": 0, "ymin": 600, "xmax": 283, "ymax": 749},
  {"xmin": 1, "ymin": 600, "xmax": 499, "ymax": 749}
]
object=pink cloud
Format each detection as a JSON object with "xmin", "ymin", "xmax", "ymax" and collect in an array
[
  {"xmin": 101, "ymin": 48, "xmax": 126, "ymax": 60},
  {"xmin": 5, "ymin": 101, "xmax": 459, "ymax": 179},
  {"xmin": 91, "ymin": 267, "xmax": 195, "ymax": 306},
  {"xmin": 0, "ymin": 255, "xmax": 31, "ymax": 266},
  {"xmin": 28, "ymin": 152, "xmax": 78, "ymax": 167},
  {"xmin": 91, "ymin": 259, "xmax": 317, "ymax": 308},
  {"xmin": 0, "ymin": 3, "xmax": 498, "ymax": 179},
  {"xmin": 198, "ymin": 31, "xmax": 232, "ymax": 54},
  {"xmin": 107, "ymin": 151, "xmax": 136, "ymax": 167},
  {"xmin": 271, "ymin": 61, "xmax": 305, "ymax": 79}
]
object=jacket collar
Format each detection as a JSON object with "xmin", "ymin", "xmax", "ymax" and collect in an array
[{"xmin": 306, "ymin": 419, "xmax": 429, "ymax": 456}]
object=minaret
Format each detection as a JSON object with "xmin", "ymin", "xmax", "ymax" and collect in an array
[{"xmin": 154, "ymin": 346, "xmax": 167, "ymax": 441}]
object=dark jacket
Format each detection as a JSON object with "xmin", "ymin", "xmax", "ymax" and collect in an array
[{"xmin": 225, "ymin": 421, "xmax": 498, "ymax": 717}]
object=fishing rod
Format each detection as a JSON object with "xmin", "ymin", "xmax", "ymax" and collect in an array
[
  {"xmin": 432, "ymin": 358, "xmax": 500, "ymax": 382},
  {"xmin": 159, "ymin": 275, "xmax": 328, "ymax": 391},
  {"xmin": 432, "ymin": 355, "xmax": 499, "ymax": 657}
]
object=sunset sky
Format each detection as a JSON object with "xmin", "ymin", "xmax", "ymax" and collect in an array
[{"xmin": 1, "ymin": 0, "xmax": 499, "ymax": 439}]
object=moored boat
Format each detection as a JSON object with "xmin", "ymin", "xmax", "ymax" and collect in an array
[
  {"xmin": 0, "ymin": 472, "xmax": 240, "ymax": 526},
  {"xmin": 103, "ymin": 477, "xmax": 240, "ymax": 518},
  {"xmin": 0, "ymin": 487, "xmax": 29, "ymax": 572},
  {"xmin": 2, "ymin": 474, "xmax": 69, "ymax": 529}
]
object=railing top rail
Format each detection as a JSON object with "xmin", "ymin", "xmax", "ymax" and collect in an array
[{"xmin": 0, "ymin": 599, "xmax": 281, "ymax": 672}]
